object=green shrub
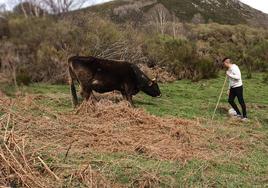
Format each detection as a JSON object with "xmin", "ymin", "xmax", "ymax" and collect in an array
[
  {"xmin": 263, "ymin": 73, "xmax": 268, "ymax": 84},
  {"xmin": 2, "ymin": 13, "xmax": 268, "ymax": 83},
  {"xmin": 247, "ymin": 41, "xmax": 268, "ymax": 72},
  {"xmin": 0, "ymin": 17, "xmax": 9, "ymax": 38},
  {"xmin": 16, "ymin": 71, "xmax": 31, "ymax": 86},
  {"xmin": 145, "ymin": 35, "xmax": 218, "ymax": 81}
]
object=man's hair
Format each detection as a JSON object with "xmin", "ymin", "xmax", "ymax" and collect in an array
[{"xmin": 222, "ymin": 57, "xmax": 230, "ymax": 63}]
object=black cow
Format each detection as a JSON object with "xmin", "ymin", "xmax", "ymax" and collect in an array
[{"xmin": 68, "ymin": 56, "xmax": 161, "ymax": 106}]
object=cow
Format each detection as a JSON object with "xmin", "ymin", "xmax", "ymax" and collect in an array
[{"xmin": 68, "ymin": 56, "xmax": 161, "ymax": 107}]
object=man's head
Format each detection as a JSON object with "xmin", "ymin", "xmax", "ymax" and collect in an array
[{"xmin": 222, "ymin": 58, "xmax": 232, "ymax": 68}]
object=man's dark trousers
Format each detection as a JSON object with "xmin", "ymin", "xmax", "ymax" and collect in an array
[{"xmin": 228, "ymin": 86, "xmax": 247, "ymax": 118}]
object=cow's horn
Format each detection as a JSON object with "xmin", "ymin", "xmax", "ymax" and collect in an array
[{"xmin": 152, "ymin": 78, "xmax": 156, "ymax": 81}]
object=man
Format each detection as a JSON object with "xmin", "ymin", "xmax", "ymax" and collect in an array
[{"xmin": 223, "ymin": 58, "xmax": 248, "ymax": 121}]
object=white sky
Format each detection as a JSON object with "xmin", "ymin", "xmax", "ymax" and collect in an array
[
  {"xmin": 0, "ymin": 0, "xmax": 268, "ymax": 14},
  {"xmin": 0, "ymin": 0, "xmax": 111, "ymax": 10},
  {"xmin": 240, "ymin": 0, "xmax": 268, "ymax": 13}
]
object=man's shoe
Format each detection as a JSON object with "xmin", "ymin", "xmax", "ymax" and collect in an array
[
  {"xmin": 234, "ymin": 114, "xmax": 242, "ymax": 118},
  {"xmin": 241, "ymin": 117, "xmax": 249, "ymax": 122}
]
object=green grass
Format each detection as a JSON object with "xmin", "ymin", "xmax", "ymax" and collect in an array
[
  {"xmin": 1, "ymin": 72, "xmax": 268, "ymax": 187},
  {"xmin": 2, "ymin": 72, "xmax": 267, "ymax": 123},
  {"xmin": 61, "ymin": 150, "xmax": 268, "ymax": 187},
  {"xmin": 135, "ymin": 72, "xmax": 268, "ymax": 126}
]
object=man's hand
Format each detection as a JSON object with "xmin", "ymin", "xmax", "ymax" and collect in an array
[{"xmin": 226, "ymin": 71, "xmax": 230, "ymax": 77}]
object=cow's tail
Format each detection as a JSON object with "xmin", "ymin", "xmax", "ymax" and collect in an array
[{"xmin": 68, "ymin": 57, "xmax": 78, "ymax": 107}]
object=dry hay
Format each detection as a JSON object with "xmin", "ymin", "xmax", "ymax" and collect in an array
[
  {"xmin": 0, "ymin": 90, "xmax": 6, "ymax": 98},
  {"xmin": 0, "ymin": 94, "xmax": 250, "ymax": 187},
  {"xmin": 0, "ymin": 130, "xmax": 111, "ymax": 187},
  {"xmin": 72, "ymin": 100, "xmax": 203, "ymax": 160},
  {"xmin": 0, "ymin": 97, "xmax": 113, "ymax": 187}
]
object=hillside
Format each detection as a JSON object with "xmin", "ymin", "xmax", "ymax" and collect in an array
[{"xmin": 85, "ymin": 0, "xmax": 268, "ymax": 28}]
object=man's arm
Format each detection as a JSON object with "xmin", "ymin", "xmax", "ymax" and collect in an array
[{"xmin": 226, "ymin": 67, "xmax": 241, "ymax": 80}]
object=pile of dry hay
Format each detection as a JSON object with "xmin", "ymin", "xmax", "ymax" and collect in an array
[
  {"xmin": 0, "ymin": 95, "xmax": 112, "ymax": 187},
  {"xmin": 0, "ymin": 94, "xmax": 248, "ymax": 187}
]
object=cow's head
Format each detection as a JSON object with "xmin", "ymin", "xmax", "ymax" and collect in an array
[{"xmin": 142, "ymin": 78, "xmax": 161, "ymax": 97}]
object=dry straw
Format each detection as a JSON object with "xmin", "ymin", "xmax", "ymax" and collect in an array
[{"xmin": 0, "ymin": 93, "xmax": 248, "ymax": 187}]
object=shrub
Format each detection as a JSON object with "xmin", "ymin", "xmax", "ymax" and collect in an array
[
  {"xmin": 247, "ymin": 41, "xmax": 268, "ymax": 72},
  {"xmin": 145, "ymin": 35, "xmax": 219, "ymax": 81},
  {"xmin": 2, "ymin": 13, "xmax": 267, "ymax": 83},
  {"xmin": 0, "ymin": 16, "xmax": 9, "ymax": 38},
  {"xmin": 16, "ymin": 71, "xmax": 31, "ymax": 86},
  {"xmin": 263, "ymin": 73, "xmax": 268, "ymax": 84}
]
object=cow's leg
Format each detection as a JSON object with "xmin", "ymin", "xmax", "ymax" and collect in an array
[
  {"xmin": 81, "ymin": 85, "xmax": 99, "ymax": 105},
  {"xmin": 79, "ymin": 83, "xmax": 90, "ymax": 99},
  {"xmin": 121, "ymin": 91, "xmax": 127, "ymax": 101},
  {"xmin": 121, "ymin": 84, "xmax": 134, "ymax": 107},
  {"xmin": 87, "ymin": 90, "xmax": 98, "ymax": 104},
  {"xmin": 126, "ymin": 94, "xmax": 134, "ymax": 107},
  {"xmin": 80, "ymin": 89, "xmax": 89, "ymax": 100},
  {"xmin": 77, "ymin": 71, "xmax": 94, "ymax": 102}
]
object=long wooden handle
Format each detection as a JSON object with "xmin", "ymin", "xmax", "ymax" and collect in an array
[{"xmin": 211, "ymin": 76, "xmax": 228, "ymax": 121}]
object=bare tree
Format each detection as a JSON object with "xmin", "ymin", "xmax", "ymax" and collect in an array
[
  {"xmin": 13, "ymin": 0, "xmax": 48, "ymax": 17},
  {"xmin": 30, "ymin": 0, "xmax": 46, "ymax": 17},
  {"xmin": 42, "ymin": 0, "xmax": 88, "ymax": 14},
  {"xmin": 150, "ymin": 4, "xmax": 169, "ymax": 35},
  {"xmin": 18, "ymin": 0, "xmax": 29, "ymax": 17},
  {"xmin": 171, "ymin": 13, "xmax": 180, "ymax": 38},
  {"xmin": 12, "ymin": 0, "xmax": 88, "ymax": 15},
  {"xmin": 0, "ymin": 3, "xmax": 7, "ymax": 13}
]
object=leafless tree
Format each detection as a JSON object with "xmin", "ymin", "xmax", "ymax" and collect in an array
[
  {"xmin": 150, "ymin": 4, "xmax": 169, "ymax": 35},
  {"xmin": 18, "ymin": 0, "xmax": 29, "ymax": 17},
  {"xmin": 30, "ymin": 0, "xmax": 46, "ymax": 17},
  {"xmin": 171, "ymin": 13, "xmax": 180, "ymax": 38},
  {"xmin": 42, "ymin": 0, "xmax": 88, "ymax": 14},
  {"xmin": 0, "ymin": 3, "xmax": 7, "ymax": 13},
  {"xmin": 12, "ymin": 0, "xmax": 89, "ymax": 15},
  {"xmin": 13, "ymin": 0, "xmax": 36, "ymax": 17}
]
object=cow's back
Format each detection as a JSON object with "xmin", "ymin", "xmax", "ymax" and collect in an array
[{"xmin": 69, "ymin": 56, "xmax": 136, "ymax": 81}]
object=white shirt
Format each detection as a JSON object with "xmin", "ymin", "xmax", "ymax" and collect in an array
[{"xmin": 227, "ymin": 64, "xmax": 243, "ymax": 88}]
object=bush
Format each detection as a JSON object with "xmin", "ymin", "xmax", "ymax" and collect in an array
[
  {"xmin": 3, "ymin": 14, "xmax": 129, "ymax": 83},
  {"xmin": 0, "ymin": 17, "xmax": 9, "ymax": 38},
  {"xmin": 1, "ymin": 13, "xmax": 267, "ymax": 83},
  {"xmin": 263, "ymin": 73, "xmax": 268, "ymax": 84},
  {"xmin": 145, "ymin": 35, "xmax": 219, "ymax": 81},
  {"xmin": 16, "ymin": 71, "xmax": 31, "ymax": 86},
  {"xmin": 247, "ymin": 41, "xmax": 268, "ymax": 72}
]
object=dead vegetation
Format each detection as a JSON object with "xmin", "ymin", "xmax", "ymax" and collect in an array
[{"xmin": 0, "ymin": 93, "xmax": 251, "ymax": 187}]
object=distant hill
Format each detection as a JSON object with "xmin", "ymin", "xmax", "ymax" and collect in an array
[{"xmin": 83, "ymin": 0, "xmax": 268, "ymax": 28}]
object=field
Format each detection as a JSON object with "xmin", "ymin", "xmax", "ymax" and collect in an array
[{"xmin": 0, "ymin": 73, "xmax": 268, "ymax": 187}]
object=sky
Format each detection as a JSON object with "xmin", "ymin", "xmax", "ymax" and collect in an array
[
  {"xmin": 0, "ymin": 0, "xmax": 268, "ymax": 14},
  {"xmin": 240, "ymin": 0, "xmax": 268, "ymax": 13}
]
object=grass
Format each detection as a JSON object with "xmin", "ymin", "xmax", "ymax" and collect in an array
[
  {"xmin": 137, "ymin": 72, "xmax": 268, "ymax": 126},
  {"xmin": 1, "ymin": 72, "xmax": 268, "ymax": 187}
]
